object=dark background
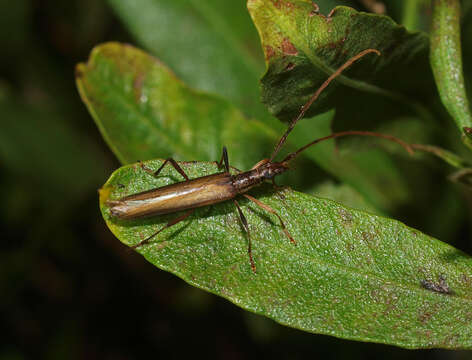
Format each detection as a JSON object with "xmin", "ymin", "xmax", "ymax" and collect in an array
[{"xmin": 1, "ymin": 0, "xmax": 471, "ymax": 359}]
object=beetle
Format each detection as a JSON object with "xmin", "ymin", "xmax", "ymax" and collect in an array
[{"xmin": 106, "ymin": 49, "xmax": 413, "ymax": 272}]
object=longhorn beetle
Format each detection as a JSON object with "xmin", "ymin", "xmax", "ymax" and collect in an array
[{"xmin": 107, "ymin": 49, "xmax": 413, "ymax": 272}]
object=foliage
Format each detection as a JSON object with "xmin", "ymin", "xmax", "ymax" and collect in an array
[{"xmin": 75, "ymin": 0, "xmax": 472, "ymax": 350}]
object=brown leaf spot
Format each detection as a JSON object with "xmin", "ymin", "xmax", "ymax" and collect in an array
[
  {"xmin": 284, "ymin": 1, "xmax": 294, "ymax": 12},
  {"xmin": 369, "ymin": 289, "xmax": 381, "ymax": 302},
  {"xmin": 465, "ymin": 311, "xmax": 472, "ymax": 322},
  {"xmin": 345, "ymin": 242, "xmax": 354, "ymax": 251},
  {"xmin": 133, "ymin": 73, "xmax": 145, "ymax": 103},
  {"xmin": 156, "ymin": 241, "xmax": 168, "ymax": 250},
  {"xmin": 460, "ymin": 273, "xmax": 472, "ymax": 287},
  {"xmin": 338, "ymin": 208, "xmax": 353, "ymax": 226},
  {"xmin": 442, "ymin": 334, "xmax": 460, "ymax": 348},
  {"xmin": 271, "ymin": 0, "xmax": 282, "ymax": 9},
  {"xmin": 264, "ymin": 45, "xmax": 276, "ymax": 61},
  {"xmin": 361, "ymin": 231, "xmax": 377, "ymax": 248},
  {"xmin": 418, "ymin": 311, "xmax": 433, "ymax": 325},
  {"xmin": 282, "ymin": 38, "xmax": 298, "ymax": 56},
  {"xmin": 382, "ymin": 292, "xmax": 399, "ymax": 315}
]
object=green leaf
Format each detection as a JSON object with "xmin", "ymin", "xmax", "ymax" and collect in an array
[
  {"xmin": 430, "ymin": 0, "xmax": 472, "ymax": 140},
  {"xmin": 107, "ymin": 0, "xmax": 272, "ymax": 121},
  {"xmin": 248, "ymin": 0, "xmax": 432, "ymax": 121},
  {"xmin": 247, "ymin": 1, "xmax": 436, "ymax": 210},
  {"xmin": 76, "ymin": 42, "xmax": 280, "ymax": 168},
  {"xmin": 100, "ymin": 159, "xmax": 472, "ymax": 349},
  {"xmin": 311, "ymin": 181, "xmax": 384, "ymax": 215}
]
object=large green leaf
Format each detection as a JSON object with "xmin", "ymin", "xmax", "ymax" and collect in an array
[
  {"xmin": 100, "ymin": 159, "xmax": 472, "ymax": 349},
  {"xmin": 248, "ymin": 0, "xmax": 433, "ymax": 121},
  {"xmin": 75, "ymin": 42, "xmax": 280, "ymax": 168}
]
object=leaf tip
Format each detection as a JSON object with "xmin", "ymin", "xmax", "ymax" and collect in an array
[
  {"xmin": 98, "ymin": 185, "xmax": 113, "ymax": 205},
  {"xmin": 75, "ymin": 63, "xmax": 85, "ymax": 80}
]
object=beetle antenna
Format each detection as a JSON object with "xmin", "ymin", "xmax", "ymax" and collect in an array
[
  {"xmin": 281, "ymin": 130, "xmax": 414, "ymax": 164},
  {"xmin": 269, "ymin": 48, "xmax": 381, "ymax": 162}
]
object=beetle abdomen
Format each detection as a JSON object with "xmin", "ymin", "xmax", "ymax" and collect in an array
[{"xmin": 108, "ymin": 173, "xmax": 236, "ymax": 219}]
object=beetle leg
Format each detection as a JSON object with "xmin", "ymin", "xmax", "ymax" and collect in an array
[
  {"xmin": 233, "ymin": 199, "xmax": 256, "ymax": 273},
  {"xmin": 216, "ymin": 146, "xmax": 230, "ymax": 172},
  {"xmin": 141, "ymin": 158, "xmax": 190, "ymax": 181},
  {"xmin": 271, "ymin": 178, "xmax": 284, "ymax": 190},
  {"xmin": 131, "ymin": 209, "xmax": 195, "ymax": 249},
  {"xmin": 242, "ymin": 194, "xmax": 296, "ymax": 245}
]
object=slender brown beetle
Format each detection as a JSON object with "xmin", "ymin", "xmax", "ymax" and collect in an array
[{"xmin": 107, "ymin": 49, "xmax": 413, "ymax": 272}]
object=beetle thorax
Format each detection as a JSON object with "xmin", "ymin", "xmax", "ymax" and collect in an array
[
  {"xmin": 257, "ymin": 161, "xmax": 289, "ymax": 180},
  {"xmin": 232, "ymin": 161, "xmax": 289, "ymax": 194}
]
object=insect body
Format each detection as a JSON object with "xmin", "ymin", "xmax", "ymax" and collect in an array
[
  {"xmin": 108, "ymin": 152, "xmax": 293, "ymax": 271},
  {"xmin": 107, "ymin": 49, "xmax": 412, "ymax": 272},
  {"xmin": 109, "ymin": 172, "xmax": 237, "ymax": 219}
]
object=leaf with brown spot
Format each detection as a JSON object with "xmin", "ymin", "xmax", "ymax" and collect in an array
[
  {"xmin": 75, "ymin": 42, "xmax": 279, "ymax": 167},
  {"xmin": 248, "ymin": 0, "xmax": 433, "ymax": 120},
  {"xmin": 248, "ymin": 0, "xmax": 436, "ymax": 211},
  {"xmin": 99, "ymin": 158, "xmax": 472, "ymax": 350}
]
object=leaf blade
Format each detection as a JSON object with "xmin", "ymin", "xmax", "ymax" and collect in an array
[
  {"xmin": 76, "ymin": 42, "xmax": 280, "ymax": 168},
  {"xmin": 100, "ymin": 159, "xmax": 472, "ymax": 350},
  {"xmin": 248, "ymin": 0, "xmax": 432, "ymax": 120}
]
